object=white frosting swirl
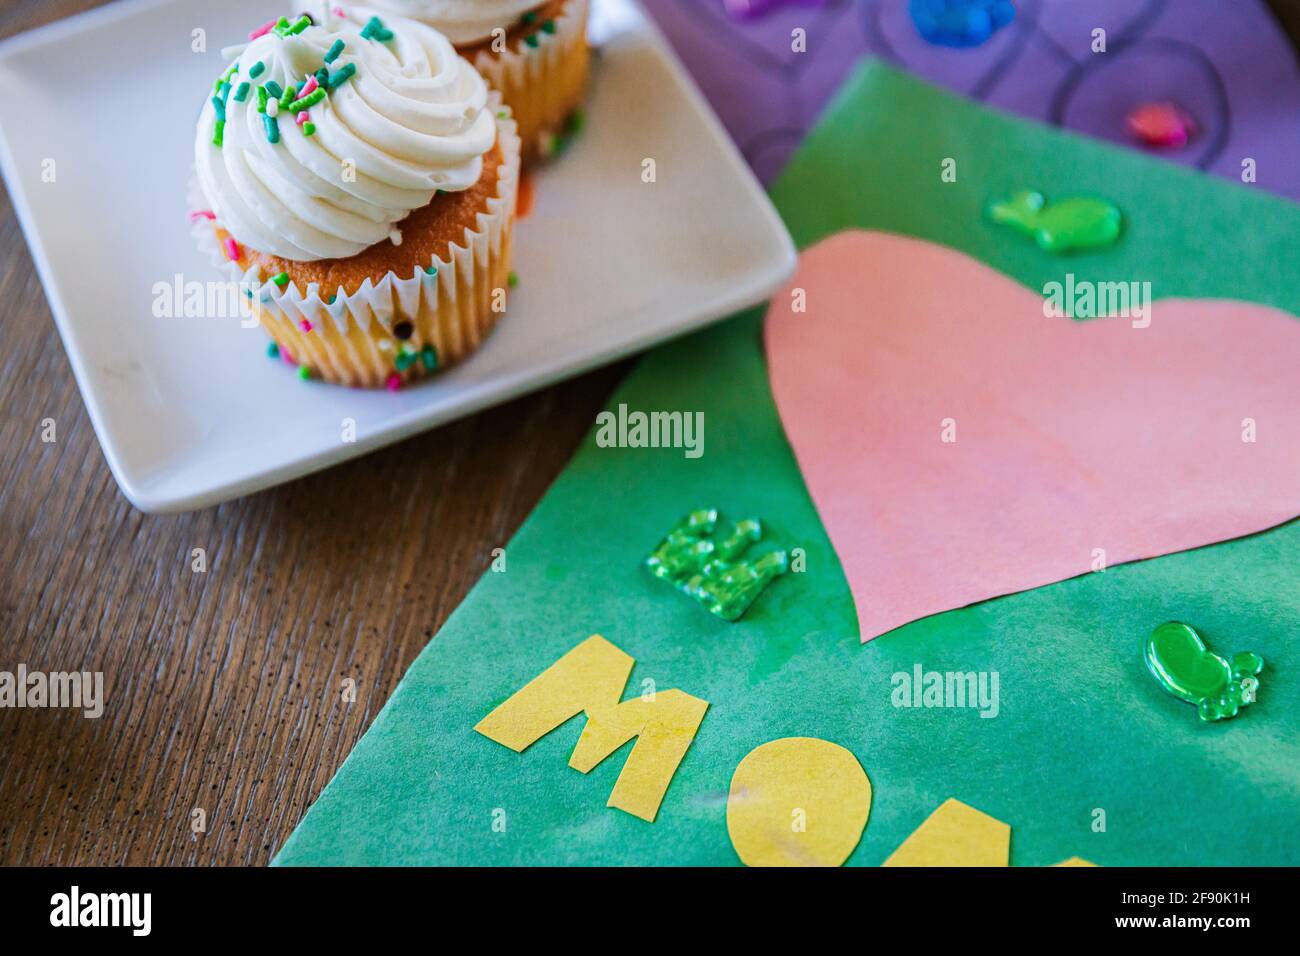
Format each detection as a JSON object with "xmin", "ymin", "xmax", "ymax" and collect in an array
[
  {"xmin": 364, "ymin": 0, "xmax": 547, "ymax": 45},
  {"xmin": 195, "ymin": 7, "xmax": 497, "ymax": 262}
]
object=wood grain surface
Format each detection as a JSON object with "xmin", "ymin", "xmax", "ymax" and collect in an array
[{"xmin": 2, "ymin": 0, "xmax": 1299, "ymax": 867}]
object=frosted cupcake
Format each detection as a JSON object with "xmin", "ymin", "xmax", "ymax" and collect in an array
[
  {"xmin": 190, "ymin": 8, "xmax": 520, "ymax": 389},
  {"xmin": 362, "ymin": 0, "xmax": 590, "ymax": 160}
]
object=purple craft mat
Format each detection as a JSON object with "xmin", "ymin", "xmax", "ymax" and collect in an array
[{"xmin": 639, "ymin": 0, "xmax": 1300, "ymax": 199}]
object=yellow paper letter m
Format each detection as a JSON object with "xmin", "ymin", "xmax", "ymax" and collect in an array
[{"xmin": 474, "ymin": 635, "xmax": 709, "ymax": 822}]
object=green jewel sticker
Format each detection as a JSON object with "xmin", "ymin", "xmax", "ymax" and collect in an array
[
  {"xmin": 646, "ymin": 509, "xmax": 789, "ymax": 622},
  {"xmin": 1144, "ymin": 621, "xmax": 1263, "ymax": 722}
]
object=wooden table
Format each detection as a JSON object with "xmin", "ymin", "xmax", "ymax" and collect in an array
[{"xmin": 3, "ymin": 0, "xmax": 1299, "ymax": 866}]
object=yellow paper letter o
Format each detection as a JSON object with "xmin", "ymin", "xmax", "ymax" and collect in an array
[{"xmin": 727, "ymin": 737, "xmax": 872, "ymax": 867}]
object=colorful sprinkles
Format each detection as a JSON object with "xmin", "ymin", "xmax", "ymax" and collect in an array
[
  {"xmin": 288, "ymin": 88, "xmax": 327, "ymax": 113},
  {"xmin": 326, "ymin": 63, "xmax": 356, "ymax": 90},
  {"xmin": 263, "ymin": 336, "xmax": 314, "ymax": 384},
  {"xmin": 516, "ymin": 11, "xmax": 556, "ymax": 49},
  {"xmin": 210, "ymin": 17, "xmax": 357, "ymax": 150},
  {"xmin": 360, "ymin": 16, "xmax": 394, "ymax": 42},
  {"xmin": 538, "ymin": 108, "xmax": 587, "ymax": 160},
  {"xmin": 261, "ymin": 320, "xmax": 439, "ymax": 387}
]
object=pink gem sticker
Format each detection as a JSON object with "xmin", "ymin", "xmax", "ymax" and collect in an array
[{"xmin": 1126, "ymin": 101, "xmax": 1195, "ymax": 149}]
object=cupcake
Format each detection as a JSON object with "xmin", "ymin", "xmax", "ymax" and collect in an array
[
  {"xmin": 191, "ymin": 8, "xmax": 520, "ymax": 389},
  {"xmin": 361, "ymin": 0, "xmax": 590, "ymax": 160}
]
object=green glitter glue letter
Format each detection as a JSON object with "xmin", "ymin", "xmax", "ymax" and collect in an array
[
  {"xmin": 1144, "ymin": 621, "xmax": 1263, "ymax": 722},
  {"xmin": 646, "ymin": 510, "xmax": 789, "ymax": 622},
  {"xmin": 987, "ymin": 190, "xmax": 1122, "ymax": 254}
]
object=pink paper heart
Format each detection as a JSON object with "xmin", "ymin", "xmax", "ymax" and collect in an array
[{"xmin": 765, "ymin": 230, "xmax": 1300, "ymax": 642}]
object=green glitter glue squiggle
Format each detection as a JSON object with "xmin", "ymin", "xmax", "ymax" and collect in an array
[{"xmin": 645, "ymin": 509, "xmax": 789, "ymax": 622}]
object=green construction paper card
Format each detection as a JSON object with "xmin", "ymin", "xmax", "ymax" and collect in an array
[{"xmin": 275, "ymin": 62, "xmax": 1300, "ymax": 866}]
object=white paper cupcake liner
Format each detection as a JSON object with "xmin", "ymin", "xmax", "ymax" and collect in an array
[
  {"xmin": 190, "ymin": 97, "xmax": 520, "ymax": 389},
  {"xmin": 467, "ymin": 0, "xmax": 589, "ymax": 158}
]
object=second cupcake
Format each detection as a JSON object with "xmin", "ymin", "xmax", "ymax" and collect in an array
[
  {"xmin": 361, "ymin": 0, "xmax": 590, "ymax": 161},
  {"xmin": 191, "ymin": 8, "xmax": 520, "ymax": 389}
]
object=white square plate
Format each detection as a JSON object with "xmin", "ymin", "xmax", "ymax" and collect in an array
[{"xmin": 0, "ymin": 0, "xmax": 794, "ymax": 512}]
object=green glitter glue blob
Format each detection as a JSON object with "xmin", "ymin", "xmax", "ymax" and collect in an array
[
  {"xmin": 645, "ymin": 509, "xmax": 789, "ymax": 622},
  {"xmin": 1144, "ymin": 621, "xmax": 1263, "ymax": 723},
  {"xmin": 987, "ymin": 190, "xmax": 1122, "ymax": 254}
]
